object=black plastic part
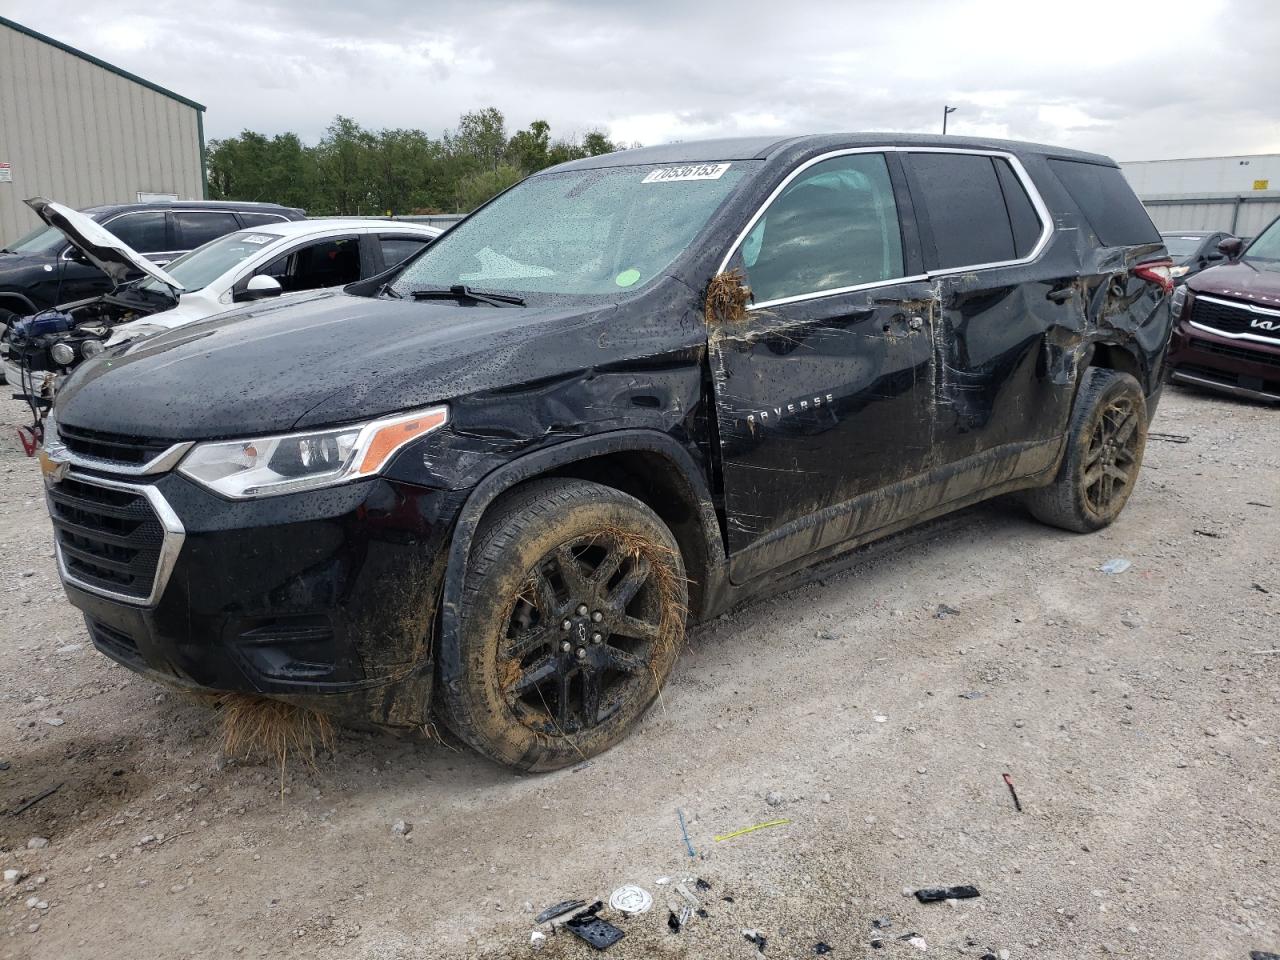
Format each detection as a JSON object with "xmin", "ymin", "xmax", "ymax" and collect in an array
[
  {"xmin": 695, "ymin": 878, "xmax": 712, "ymax": 892},
  {"xmin": 667, "ymin": 911, "xmax": 682, "ymax": 933},
  {"xmin": 914, "ymin": 884, "xmax": 980, "ymax": 903},
  {"xmin": 815, "ymin": 943, "xmax": 833, "ymax": 955},
  {"xmin": 566, "ymin": 911, "xmax": 624, "ymax": 951},
  {"xmin": 744, "ymin": 930, "xmax": 768, "ymax": 952},
  {"xmin": 534, "ymin": 899, "xmax": 586, "ymax": 924}
]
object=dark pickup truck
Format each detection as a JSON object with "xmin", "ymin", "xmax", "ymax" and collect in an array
[{"xmin": 41, "ymin": 133, "xmax": 1173, "ymax": 771}]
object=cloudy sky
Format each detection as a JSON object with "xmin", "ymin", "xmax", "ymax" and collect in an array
[{"xmin": 7, "ymin": 0, "xmax": 1279, "ymax": 160}]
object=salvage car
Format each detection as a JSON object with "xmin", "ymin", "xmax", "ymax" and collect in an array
[
  {"xmin": 1166, "ymin": 218, "xmax": 1280, "ymax": 403},
  {"xmin": 40, "ymin": 134, "xmax": 1173, "ymax": 771},
  {"xmin": 3, "ymin": 199, "xmax": 440, "ymax": 409},
  {"xmin": 0, "ymin": 199, "xmax": 305, "ymax": 324},
  {"xmin": 1160, "ymin": 230, "xmax": 1235, "ymax": 283}
]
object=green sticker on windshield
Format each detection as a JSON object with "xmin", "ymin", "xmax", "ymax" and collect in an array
[{"xmin": 615, "ymin": 268, "xmax": 641, "ymax": 287}]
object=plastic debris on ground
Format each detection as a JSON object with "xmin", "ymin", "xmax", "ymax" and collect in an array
[
  {"xmin": 1250, "ymin": 953, "xmax": 1280, "ymax": 960},
  {"xmin": 608, "ymin": 885, "xmax": 652, "ymax": 915},
  {"xmin": 958, "ymin": 691, "xmax": 985, "ymax": 700},
  {"xmin": 677, "ymin": 807, "xmax": 696, "ymax": 858},
  {"xmin": 935, "ymin": 603, "xmax": 961, "ymax": 619},
  {"xmin": 714, "ymin": 818, "xmax": 791, "ymax": 842},
  {"xmin": 906, "ymin": 935, "xmax": 929, "ymax": 951},
  {"xmin": 695, "ymin": 878, "xmax": 712, "ymax": 892},
  {"xmin": 1099, "ymin": 558, "xmax": 1131, "ymax": 575},
  {"xmin": 534, "ymin": 899, "xmax": 587, "ymax": 924},
  {"xmin": 565, "ymin": 902, "xmax": 625, "ymax": 950},
  {"xmin": 814, "ymin": 942, "xmax": 833, "ymax": 954},
  {"xmin": 742, "ymin": 928, "xmax": 768, "ymax": 952},
  {"xmin": 915, "ymin": 884, "xmax": 980, "ymax": 903},
  {"xmin": 529, "ymin": 930, "xmax": 546, "ymax": 950},
  {"xmin": 1002, "ymin": 772, "xmax": 1024, "ymax": 812}
]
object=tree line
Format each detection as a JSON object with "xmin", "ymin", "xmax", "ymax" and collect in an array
[{"xmin": 205, "ymin": 107, "xmax": 627, "ymax": 216}]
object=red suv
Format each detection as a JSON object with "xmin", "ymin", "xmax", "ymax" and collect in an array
[{"xmin": 1167, "ymin": 216, "xmax": 1280, "ymax": 403}]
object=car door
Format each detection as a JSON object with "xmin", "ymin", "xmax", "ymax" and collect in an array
[
  {"xmin": 708, "ymin": 150, "xmax": 938, "ymax": 585},
  {"xmin": 900, "ymin": 150, "xmax": 1067, "ymax": 486}
]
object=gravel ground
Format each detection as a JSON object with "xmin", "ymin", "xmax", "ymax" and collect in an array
[{"xmin": 0, "ymin": 385, "xmax": 1276, "ymax": 960}]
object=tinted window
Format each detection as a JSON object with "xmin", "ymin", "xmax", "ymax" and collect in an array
[
  {"xmin": 908, "ymin": 153, "xmax": 1015, "ymax": 269},
  {"xmin": 1047, "ymin": 159, "xmax": 1159, "ymax": 246},
  {"xmin": 1244, "ymin": 217, "xmax": 1280, "ymax": 262},
  {"xmin": 741, "ymin": 153, "xmax": 904, "ymax": 304},
  {"xmin": 105, "ymin": 211, "xmax": 168, "ymax": 252},
  {"xmin": 259, "ymin": 236, "xmax": 361, "ymax": 292},
  {"xmin": 994, "ymin": 158, "xmax": 1042, "ymax": 258},
  {"xmin": 238, "ymin": 211, "xmax": 290, "ymax": 227},
  {"xmin": 380, "ymin": 235, "xmax": 431, "ymax": 268},
  {"xmin": 174, "ymin": 211, "xmax": 240, "ymax": 249}
]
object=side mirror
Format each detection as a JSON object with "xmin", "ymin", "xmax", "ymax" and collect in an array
[
  {"xmin": 1204, "ymin": 251, "xmax": 1224, "ymax": 263},
  {"xmin": 1217, "ymin": 237, "xmax": 1244, "ymax": 261},
  {"xmin": 238, "ymin": 274, "xmax": 283, "ymax": 302},
  {"xmin": 64, "ymin": 247, "xmax": 87, "ymax": 263}
]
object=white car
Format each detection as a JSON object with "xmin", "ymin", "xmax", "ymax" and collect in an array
[{"xmin": 3, "ymin": 206, "xmax": 440, "ymax": 393}]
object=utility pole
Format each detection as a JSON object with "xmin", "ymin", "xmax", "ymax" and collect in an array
[{"xmin": 942, "ymin": 105, "xmax": 957, "ymax": 134}]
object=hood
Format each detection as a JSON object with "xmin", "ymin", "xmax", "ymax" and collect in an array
[
  {"xmin": 1186, "ymin": 259, "xmax": 1280, "ymax": 306},
  {"xmin": 26, "ymin": 197, "xmax": 184, "ymax": 293},
  {"xmin": 53, "ymin": 289, "xmax": 672, "ymax": 440}
]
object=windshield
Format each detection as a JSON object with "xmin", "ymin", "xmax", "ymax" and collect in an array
[
  {"xmin": 391, "ymin": 161, "xmax": 758, "ymax": 299},
  {"xmin": 1161, "ymin": 235, "xmax": 1205, "ymax": 258},
  {"xmin": 1244, "ymin": 219, "xmax": 1280, "ymax": 263},
  {"xmin": 2, "ymin": 222, "xmax": 73, "ymax": 256},
  {"xmin": 138, "ymin": 231, "xmax": 280, "ymax": 293}
]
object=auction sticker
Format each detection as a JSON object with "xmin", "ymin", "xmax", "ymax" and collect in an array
[{"xmin": 642, "ymin": 162, "xmax": 730, "ymax": 183}]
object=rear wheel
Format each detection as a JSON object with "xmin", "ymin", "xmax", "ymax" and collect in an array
[
  {"xmin": 1025, "ymin": 367, "xmax": 1148, "ymax": 533},
  {"xmin": 437, "ymin": 479, "xmax": 687, "ymax": 771}
]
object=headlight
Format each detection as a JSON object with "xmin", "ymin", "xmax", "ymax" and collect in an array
[
  {"xmin": 81, "ymin": 338, "xmax": 105, "ymax": 360},
  {"xmin": 177, "ymin": 406, "xmax": 448, "ymax": 499},
  {"xmin": 50, "ymin": 342, "xmax": 76, "ymax": 366},
  {"xmin": 1169, "ymin": 264, "xmax": 1190, "ymax": 278},
  {"xmin": 1170, "ymin": 284, "xmax": 1188, "ymax": 317}
]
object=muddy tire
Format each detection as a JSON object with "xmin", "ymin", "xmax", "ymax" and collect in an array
[
  {"xmin": 437, "ymin": 479, "xmax": 688, "ymax": 772},
  {"xmin": 1025, "ymin": 367, "xmax": 1148, "ymax": 533}
]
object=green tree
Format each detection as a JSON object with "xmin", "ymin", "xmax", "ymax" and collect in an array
[
  {"xmin": 454, "ymin": 164, "xmax": 525, "ymax": 212},
  {"xmin": 507, "ymin": 119, "xmax": 551, "ymax": 174},
  {"xmin": 448, "ymin": 107, "xmax": 508, "ymax": 172}
]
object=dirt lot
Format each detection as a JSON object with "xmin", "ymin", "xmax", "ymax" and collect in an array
[{"xmin": 0, "ymin": 386, "xmax": 1275, "ymax": 960}]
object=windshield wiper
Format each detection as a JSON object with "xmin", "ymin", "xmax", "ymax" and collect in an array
[{"xmin": 410, "ymin": 284, "xmax": 525, "ymax": 307}]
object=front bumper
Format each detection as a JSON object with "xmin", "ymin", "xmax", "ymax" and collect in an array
[
  {"xmin": 50, "ymin": 468, "xmax": 466, "ymax": 727},
  {"xmin": 1167, "ymin": 319, "xmax": 1280, "ymax": 404}
]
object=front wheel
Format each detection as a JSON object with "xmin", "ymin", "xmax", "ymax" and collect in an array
[
  {"xmin": 1025, "ymin": 367, "xmax": 1148, "ymax": 533},
  {"xmin": 437, "ymin": 479, "xmax": 688, "ymax": 771}
]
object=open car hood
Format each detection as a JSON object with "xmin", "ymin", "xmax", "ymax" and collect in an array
[{"xmin": 26, "ymin": 197, "xmax": 184, "ymax": 293}]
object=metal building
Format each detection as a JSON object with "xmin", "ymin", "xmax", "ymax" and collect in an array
[
  {"xmin": 0, "ymin": 15, "xmax": 206, "ymax": 242},
  {"xmin": 1120, "ymin": 154, "xmax": 1280, "ymax": 238}
]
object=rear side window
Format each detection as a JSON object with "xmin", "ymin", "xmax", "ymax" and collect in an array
[
  {"xmin": 379, "ymin": 235, "xmax": 431, "ymax": 269},
  {"xmin": 238, "ymin": 211, "xmax": 290, "ymax": 227},
  {"xmin": 105, "ymin": 211, "xmax": 168, "ymax": 252},
  {"xmin": 993, "ymin": 159, "xmax": 1042, "ymax": 258},
  {"xmin": 908, "ymin": 153, "xmax": 1016, "ymax": 269},
  {"xmin": 1047, "ymin": 159, "xmax": 1159, "ymax": 246},
  {"xmin": 175, "ymin": 211, "xmax": 241, "ymax": 249},
  {"xmin": 741, "ymin": 152, "xmax": 904, "ymax": 304}
]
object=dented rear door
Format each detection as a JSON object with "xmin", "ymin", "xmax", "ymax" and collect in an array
[{"xmin": 707, "ymin": 150, "xmax": 937, "ymax": 584}]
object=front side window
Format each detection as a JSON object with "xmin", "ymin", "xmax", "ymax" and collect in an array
[
  {"xmin": 391, "ymin": 161, "xmax": 758, "ymax": 300},
  {"xmin": 1244, "ymin": 218, "xmax": 1280, "ymax": 262},
  {"xmin": 4, "ymin": 222, "xmax": 76, "ymax": 256},
  {"xmin": 105, "ymin": 211, "xmax": 168, "ymax": 253},
  {"xmin": 260, "ymin": 236, "xmax": 362, "ymax": 292},
  {"xmin": 740, "ymin": 153, "xmax": 904, "ymax": 305}
]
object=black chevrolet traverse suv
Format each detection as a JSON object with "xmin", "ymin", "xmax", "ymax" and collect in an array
[{"xmin": 41, "ymin": 134, "xmax": 1172, "ymax": 771}]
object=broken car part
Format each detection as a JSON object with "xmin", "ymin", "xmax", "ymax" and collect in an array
[
  {"xmin": 914, "ymin": 885, "xmax": 981, "ymax": 903},
  {"xmin": 40, "ymin": 133, "xmax": 1173, "ymax": 771},
  {"xmin": 565, "ymin": 902, "xmax": 624, "ymax": 951},
  {"xmin": 534, "ymin": 899, "xmax": 587, "ymax": 924}
]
